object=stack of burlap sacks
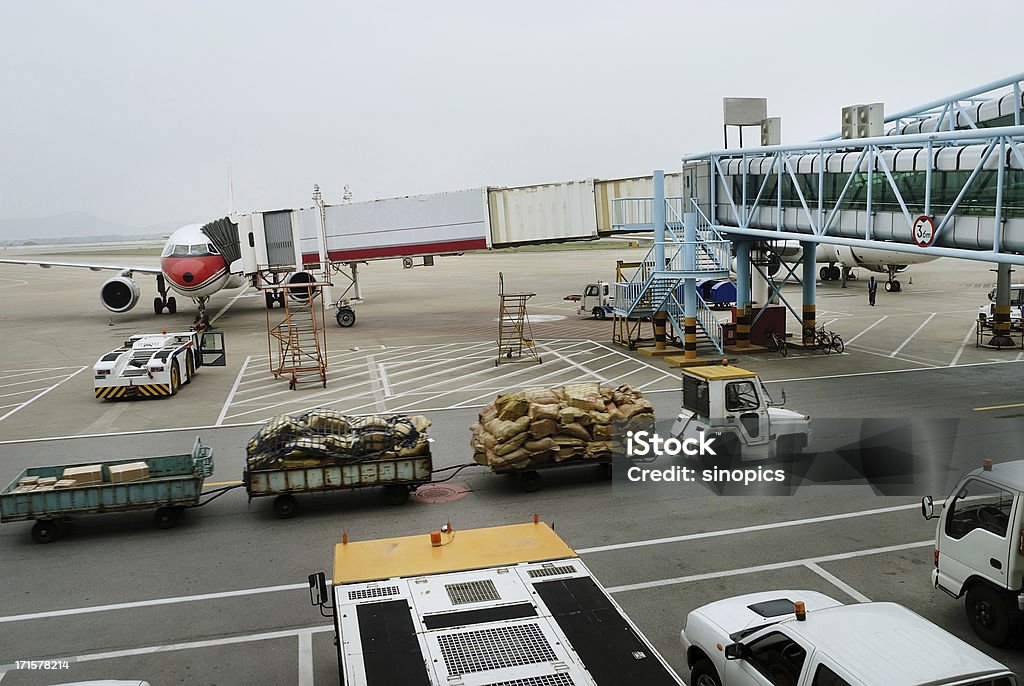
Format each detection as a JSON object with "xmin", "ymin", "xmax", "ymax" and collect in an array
[
  {"xmin": 246, "ymin": 409, "xmax": 431, "ymax": 470},
  {"xmin": 471, "ymin": 383, "xmax": 654, "ymax": 471}
]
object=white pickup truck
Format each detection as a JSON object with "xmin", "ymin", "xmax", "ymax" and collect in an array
[{"xmin": 680, "ymin": 590, "xmax": 1016, "ymax": 686}]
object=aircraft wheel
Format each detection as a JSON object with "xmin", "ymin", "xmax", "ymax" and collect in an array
[
  {"xmin": 830, "ymin": 266, "xmax": 841, "ymax": 280},
  {"xmin": 265, "ymin": 292, "xmax": 276, "ymax": 309},
  {"xmin": 885, "ymin": 281, "xmax": 894, "ymax": 292},
  {"xmin": 336, "ymin": 307, "xmax": 356, "ymax": 328},
  {"xmin": 166, "ymin": 297, "xmax": 177, "ymax": 314},
  {"xmin": 153, "ymin": 297, "xmax": 164, "ymax": 315},
  {"xmin": 819, "ymin": 266, "xmax": 831, "ymax": 281},
  {"xmin": 892, "ymin": 279, "xmax": 901, "ymax": 292}
]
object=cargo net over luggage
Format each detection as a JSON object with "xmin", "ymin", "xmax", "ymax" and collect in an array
[
  {"xmin": 247, "ymin": 410, "xmax": 432, "ymax": 470},
  {"xmin": 471, "ymin": 383, "xmax": 654, "ymax": 471}
]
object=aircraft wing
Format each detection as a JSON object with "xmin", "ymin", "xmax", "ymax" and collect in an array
[{"xmin": 0, "ymin": 258, "xmax": 162, "ymax": 275}]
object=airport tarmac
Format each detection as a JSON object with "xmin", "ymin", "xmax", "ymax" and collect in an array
[{"xmin": 1, "ymin": 247, "xmax": 1024, "ymax": 684}]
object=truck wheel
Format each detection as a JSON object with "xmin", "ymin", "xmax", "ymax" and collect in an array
[
  {"xmin": 384, "ymin": 485, "xmax": 410, "ymax": 506},
  {"xmin": 31, "ymin": 519, "xmax": 57, "ymax": 544},
  {"xmin": 336, "ymin": 307, "xmax": 356, "ymax": 328},
  {"xmin": 273, "ymin": 494, "xmax": 298, "ymax": 519},
  {"xmin": 690, "ymin": 659, "xmax": 722, "ymax": 686},
  {"xmin": 520, "ymin": 471, "xmax": 543, "ymax": 493},
  {"xmin": 183, "ymin": 352, "xmax": 195, "ymax": 384},
  {"xmin": 154, "ymin": 507, "xmax": 180, "ymax": 529},
  {"xmin": 703, "ymin": 435, "xmax": 738, "ymax": 469},
  {"xmin": 966, "ymin": 584, "xmax": 1011, "ymax": 647},
  {"xmin": 169, "ymin": 361, "xmax": 181, "ymax": 396},
  {"xmin": 775, "ymin": 435, "xmax": 803, "ymax": 462},
  {"xmin": 593, "ymin": 307, "xmax": 607, "ymax": 320}
]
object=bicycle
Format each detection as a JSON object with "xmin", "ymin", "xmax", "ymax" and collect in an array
[
  {"xmin": 763, "ymin": 329, "xmax": 788, "ymax": 357},
  {"xmin": 808, "ymin": 324, "xmax": 844, "ymax": 354}
]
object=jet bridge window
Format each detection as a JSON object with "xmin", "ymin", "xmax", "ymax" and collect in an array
[
  {"xmin": 946, "ymin": 478, "xmax": 1014, "ymax": 540},
  {"xmin": 744, "ymin": 631, "xmax": 807, "ymax": 686},
  {"xmin": 725, "ymin": 381, "xmax": 759, "ymax": 412}
]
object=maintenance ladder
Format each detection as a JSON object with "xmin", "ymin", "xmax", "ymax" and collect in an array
[
  {"xmin": 496, "ymin": 272, "xmax": 542, "ymax": 366},
  {"xmin": 262, "ymin": 280, "xmax": 330, "ymax": 389}
]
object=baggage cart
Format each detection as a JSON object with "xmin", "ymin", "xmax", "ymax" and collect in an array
[
  {"xmin": 0, "ymin": 437, "xmax": 221, "ymax": 543},
  {"xmin": 243, "ymin": 453, "xmax": 432, "ymax": 518}
]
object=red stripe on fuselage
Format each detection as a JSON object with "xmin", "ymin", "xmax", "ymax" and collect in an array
[{"xmin": 301, "ymin": 238, "xmax": 489, "ymax": 264}]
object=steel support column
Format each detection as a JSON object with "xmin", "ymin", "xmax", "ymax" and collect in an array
[
  {"xmin": 989, "ymin": 262, "xmax": 1015, "ymax": 347},
  {"xmin": 684, "ymin": 212, "xmax": 698, "ymax": 360},
  {"xmin": 802, "ymin": 241, "xmax": 816, "ymax": 346},
  {"xmin": 735, "ymin": 241, "xmax": 752, "ymax": 347}
]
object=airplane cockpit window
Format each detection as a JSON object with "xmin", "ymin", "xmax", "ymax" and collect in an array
[
  {"xmin": 161, "ymin": 243, "xmax": 174, "ymax": 257},
  {"xmin": 187, "ymin": 244, "xmax": 216, "ymax": 256},
  {"xmin": 172, "ymin": 244, "xmax": 189, "ymax": 257}
]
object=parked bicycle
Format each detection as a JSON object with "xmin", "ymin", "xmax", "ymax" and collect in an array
[
  {"xmin": 762, "ymin": 329, "xmax": 788, "ymax": 357},
  {"xmin": 804, "ymin": 324, "xmax": 844, "ymax": 354}
]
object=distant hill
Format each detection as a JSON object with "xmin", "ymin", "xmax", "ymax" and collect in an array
[{"xmin": 0, "ymin": 212, "xmax": 193, "ymax": 244}]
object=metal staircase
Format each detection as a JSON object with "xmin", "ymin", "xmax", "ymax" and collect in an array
[
  {"xmin": 612, "ymin": 199, "xmax": 732, "ymax": 354},
  {"xmin": 263, "ymin": 281, "xmax": 329, "ymax": 389}
]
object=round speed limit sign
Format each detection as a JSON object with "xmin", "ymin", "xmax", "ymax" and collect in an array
[{"xmin": 913, "ymin": 215, "xmax": 935, "ymax": 248}]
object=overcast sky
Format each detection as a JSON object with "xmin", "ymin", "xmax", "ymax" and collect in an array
[{"xmin": 1, "ymin": 1, "xmax": 1021, "ymax": 229}]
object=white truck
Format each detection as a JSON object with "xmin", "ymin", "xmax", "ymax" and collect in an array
[
  {"xmin": 93, "ymin": 330, "xmax": 225, "ymax": 400},
  {"xmin": 308, "ymin": 519, "xmax": 684, "ymax": 685},
  {"xmin": 923, "ymin": 458, "xmax": 1024, "ymax": 646},
  {"xmin": 564, "ymin": 280, "xmax": 614, "ymax": 319},
  {"xmin": 978, "ymin": 284, "xmax": 1024, "ymax": 330},
  {"xmin": 680, "ymin": 589, "xmax": 1017, "ymax": 686},
  {"xmin": 670, "ymin": 365, "xmax": 810, "ymax": 466}
]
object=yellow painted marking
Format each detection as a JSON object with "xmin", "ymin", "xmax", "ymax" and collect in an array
[
  {"xmin": 204, "ymin": 480, "xmax": 243, "ymax": 488},
  {"xmin": 974, "ymin": 402, "xmax": 1024, "ymax": 412},
  {"xmin": 332, "ymin": 522, "xmax": 577, "ymax": 585}
]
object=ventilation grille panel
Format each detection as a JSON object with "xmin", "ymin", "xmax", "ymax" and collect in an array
[
  {"xmin": 527, "ymin": 565, "xmax": 577, "ymax": 579},
  {"xmin": 347, "ymin": 585, "xmax": 400, "ymax": 600},
  {"xmin": 490, "ymin": 674, "xmax": 575, "ymax": 686},
  {"xmin": 437, "ymin": 623, "xmax": 556, "ymax": 675},
  {"xmin": 446, "ymin": 579, "xmax": 501, "ymax": 605}
]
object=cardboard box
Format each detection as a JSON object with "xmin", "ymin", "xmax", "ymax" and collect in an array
[
  {"xmin": 37, "ymin": 476, "xmax": 58, "ymax": 486},
  {"xmin": 12, "ymin": 485, "xmax": 36, "ymax": 494},
  {"xmin": 61, "ymin": 465, "xmax": 103, "ymax": 486},
  {"xmin": 109, "ymin": 462, "xmax": 150, "ymax": 484},
  {"xmin": 33, "ymin": 485, "xmax": 55, "ymax": 492},
  {"xmin": 54, "ymin": 479, "xmax": 77, "ymax": 489},
  {"xmin": 18, "ymin": 476, "xmax": 39, "ymax": 486}
]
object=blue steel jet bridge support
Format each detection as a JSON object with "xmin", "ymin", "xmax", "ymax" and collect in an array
[{"xmin": 615, "ymin": 74, "xmax": 1024, "ymax": 351}]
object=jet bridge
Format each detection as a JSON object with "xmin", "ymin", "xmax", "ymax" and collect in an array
[{"xmin": 614, "ymin": 73, "xmax": 1024, "ymax": 351}]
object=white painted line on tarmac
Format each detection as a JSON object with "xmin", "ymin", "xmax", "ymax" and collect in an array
[
  {"xmin": 844, "ymin": 316, "xmax": 887, "ymax": 344},
  {"xmin": 760, "ymin": 358, "xmax": 1023, "ymax": 385},
  {"xmin": 847, "ymin": 346, "xmax": 937, "ymax": 367},
  {"xmin": 0, "ymin": 582, "xmax": 309, "ymax": 624},
  {"xmin": 0, "ymin": 366, "xmax": 87, "ymax": 424},
  {"xmin": 209, "ymin": 286, "xmax": 252, "ymax": 324},
  {"xmin": 0, "ymin": 373, "xmax": 82, "ymax": 389},
  {"xmin": 0, "ymin": 368, "xmax": 73, "ymax": 382},
  {"xmin": 538, "ymin": 342, "xmax": 609, "ymax": 383},
  {"xmin": 606, "ymin": 541, "xmax": 931, "ymax": 594},
  {"xmin": 577, "ymin": 502, "xmax": 926, "ymax": 554},
  {"xmin": 804, "ymin": 562, "xmax": 871, "ymax": 603},
  {"xmin": 590, "ymin": 341, "xmax": 678, "ymax": 380},
  {"xmin": 217, "ymin": 355, "xmax": 251, "ymax": 426},
  {"xmin": 378, "ymin": 363, "xmax": 392, "ymax": 397},
  {"xmin": 74, "ymin": 626, "xmax": 334, "ymax": 663},
  {"xmin": 889, "ymin": 313, "xmax": 936, "ymax": 358},
  {"xmin": 298, "ymin": 630, "xmax": 314, "ymax": 686},
  {"xmin": 949, "ymin": 319, "xmax": 979, "ymax": 367}
]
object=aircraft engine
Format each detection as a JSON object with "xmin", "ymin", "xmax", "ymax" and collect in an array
[
  {"xmin": 100, "ymin": 275, "xmax": 141, "ymax": 313},
  {"xmin": 833, "ymin": 245, "xmax": 907, "ymax": 274},
  {"xmin": 285, "ymin": 270, "xmax": 317, "ymax": 301}
]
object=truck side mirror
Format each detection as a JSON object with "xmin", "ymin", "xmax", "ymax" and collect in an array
[
  {"xmin": 724, "ymin": 643, "xmax": 745, "ymax": 660},
  {"xmin": 921, "ymin": 496, "xmax": 935, "ymax": 520},
  {"xmin": 309, "ymin": 571, "xmax": 329, "ymax": 607}
]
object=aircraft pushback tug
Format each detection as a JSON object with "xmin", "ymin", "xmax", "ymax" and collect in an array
[{"xmin": 309, "ymin": 518, "xmax": 683, "ymax": 686}]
